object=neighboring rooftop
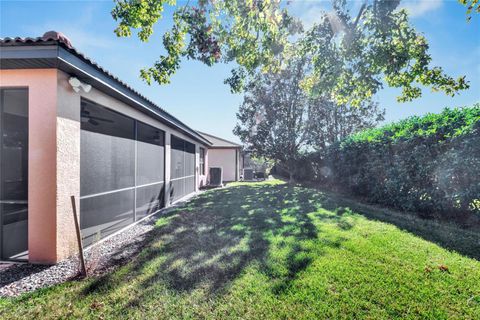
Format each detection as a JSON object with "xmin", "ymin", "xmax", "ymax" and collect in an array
[
  {"xmin": 0, "ymin": 31, "xmax": 211, "ymax": 146},
  {"xmin": 198, "ymin": 131, "xmax": 242, "ymax": 148}
]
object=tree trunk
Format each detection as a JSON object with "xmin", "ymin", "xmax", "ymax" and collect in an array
[
  {"xmin": 288, "ymin": 172, "xmax": 295, "ymax": 183},
  {"xmin": 288, "ymin": 162, "xmax": 296, "ymax": 183}
]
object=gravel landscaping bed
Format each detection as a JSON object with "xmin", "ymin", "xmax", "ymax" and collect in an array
[{"xmin": 0, "ymin": 195, "xmax": 194, "ymax": 298}]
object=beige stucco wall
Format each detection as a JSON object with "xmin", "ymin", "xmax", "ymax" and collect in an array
[
  {"xmin": 208, "ymin": 148, "xmax": 239, "ymax": 182},
  {"xmin": 55, "ymin": 71, "xmax": 81, "ymax": 261},
  {"xmin": 0, "ymin": 69, "xmax": 58, "ymax": 263}
]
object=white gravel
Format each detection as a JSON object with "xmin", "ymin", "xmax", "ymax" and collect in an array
[{"xmin": 0, "ymin": 195, "xmax": 195, "ymax": 297}]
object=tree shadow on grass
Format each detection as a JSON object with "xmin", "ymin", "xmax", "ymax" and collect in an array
[
  {"xmin": 82, "ymin": 183, "xmax": 352, "ymax": 305},
  {"xmin": 81, "ymin": 182, "xmax": 479, "ymax": 315}
]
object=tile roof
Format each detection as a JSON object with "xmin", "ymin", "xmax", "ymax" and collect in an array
[
  {"xmin": 0, "ymin": 31, "xmax": 211, "ymax": 145},
  {"xmin": 198, "ymin": 131, "xmax": 242, "ymax": 148},
  {"xmin": 1, "ymin": 31, "xmax": 74, "ymax": 48}
]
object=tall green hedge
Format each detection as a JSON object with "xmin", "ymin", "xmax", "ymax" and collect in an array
[{"xmin": 309, "ymin": 105, "xmax": 480, "ymax": 221}]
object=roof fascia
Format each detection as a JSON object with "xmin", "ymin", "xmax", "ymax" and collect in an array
[
  {"xmin": 0, "ymin": 44, "xmax": 211, "ymax": 146},
  {"xmin": 57, "ymin": 47, "xmax": 211, "ymax": 145}
]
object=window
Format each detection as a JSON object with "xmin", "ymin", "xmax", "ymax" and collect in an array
[{"xmin": 200, "ymin": 147, "xmax": 205, "ymax": 175}]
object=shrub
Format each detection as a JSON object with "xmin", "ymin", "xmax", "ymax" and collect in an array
[{"xmin": 310, "ymin": 105, "xmax": 480, "ymax": 222}]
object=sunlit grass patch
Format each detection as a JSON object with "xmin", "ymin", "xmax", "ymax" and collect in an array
[{"xmin": 1, "ymin": 179, "xmax": 479, "ymax": 319}]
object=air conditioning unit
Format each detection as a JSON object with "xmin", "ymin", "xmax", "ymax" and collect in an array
[
  {"xmin": 254, "ymin": 171, "xmax": 265, "ymax": 180},
  {"xmin": 243, "ymin": 168, "xmax": 254, "ymax": 181},
  {"xmin": 209, "ymin": 167, "xmax": 223, "ymax": 186}
]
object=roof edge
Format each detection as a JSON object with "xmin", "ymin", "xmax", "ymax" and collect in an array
[
  {"xmin": 1, "ymin": 32, "xmax": 212, "ymax": 146},
  {"xmin": 198, "ymin": 131, "xmax": 242, "ymax": 148}
]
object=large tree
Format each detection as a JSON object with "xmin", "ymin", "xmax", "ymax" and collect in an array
[
  {"xmin": 112, "ymin": 0, "xmax": 298, "ymax": 86},
  {"xmin": 234, "ymin": 58, "xmax": 384, "ymax": 181},
  {"xmin": 459, "ymin": 0, "xmax": 480, "ymax": 20},
  {"xmin": 112, "ymin": 0, "xmax": 468, "ymax": 103},
  {"xmin": 307, "ymin": 98, "xmax": 385, "ymax": 151},
  {"xmin": 298, "ymin": 0, "xmax": 469, "ymax": 106},
  {"xmin": 234, "ymin": 58, "xmax": 308, "ymax": 181}
]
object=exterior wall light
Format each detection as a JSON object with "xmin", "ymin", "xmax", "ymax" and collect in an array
[{"xmin": 68, "ymin": 77, "xmax": 92, "ymax": 93}]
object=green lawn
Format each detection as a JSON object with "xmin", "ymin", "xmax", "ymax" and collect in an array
[{"xmin": 1, "ymin": 180, "xmax": 479, "ymax": 319}]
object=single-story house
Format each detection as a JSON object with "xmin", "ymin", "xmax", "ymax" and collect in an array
[
  {"xmin": 0, "ymin": 31, "xmax": 223, "ymax": 264},
  {"xmin": 198, "ymin": 131, "xmax": 243, "ymax": 182}
]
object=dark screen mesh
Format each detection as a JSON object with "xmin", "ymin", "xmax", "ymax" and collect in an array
[
  {"xmin": 80, "ymin": 100, "xmax": 165, "ymax": 246},
  {"xmin": 136, "ymin": 122, "xmax": 165, "ymax": 185},
  {"xmin": 136, "ymin": 183, "xmax": 164, "ymax": 220},
  {"xmin": 170, "ymin": 179, "xmax": 185, "ymax": 202},
  {"xmin": 185, "ymin": 150, "xmax": 195, "ymax": 176},
  {"xmin": 170, "ymin": 135, "xmax": 184, "ymax": 179},
  {"xmin": 170, "ymin": 135, "xmax": 196, "ymax": 202},
  {"xmin": 184, "ymin": 176, "xmax": 195, "ymax": 195},
  {"xmin": 1, "ymin": 88, "xmax": 29, "ymax": 260},
  {"xmin": 80, "ymin": 100, "xmax": 135, "ymax": 196},
  {"xmin": 171, "ymin": 135, "xmax": 184, "ymax": 150},
  {"xmin": 80, "ymin": 189, "xmax": 135, "ymax": 246}
]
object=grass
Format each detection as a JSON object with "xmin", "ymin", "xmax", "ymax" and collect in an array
[{"xmin": 1, "ymin": 179, "xmax": 479, "ymax": 319}]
